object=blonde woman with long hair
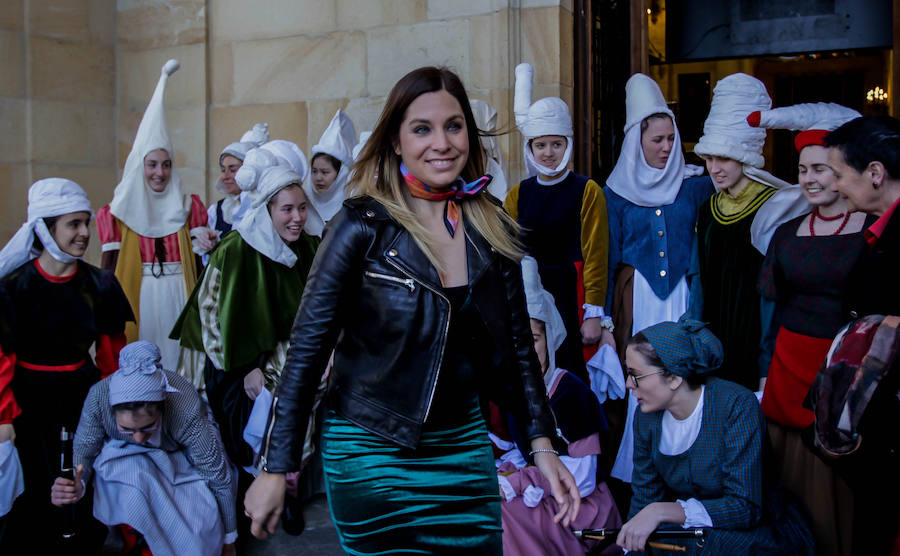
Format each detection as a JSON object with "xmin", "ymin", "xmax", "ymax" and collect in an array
[{"xmin": 244, "ymin": 66, "xmax": 579, "ymax": 553}]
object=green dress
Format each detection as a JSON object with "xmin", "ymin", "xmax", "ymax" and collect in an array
[
  {"xmin": 321, "ymin": 284, "xmax": 503, "ymax": 555},
  {"xmin": 170, "ymin": 230, "xmax": 319, "ymax": 466}
]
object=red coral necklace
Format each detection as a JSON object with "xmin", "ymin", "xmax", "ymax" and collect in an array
[{"xmin": 809, "ymin": 207, "xmax": 850, "ymax": 236}]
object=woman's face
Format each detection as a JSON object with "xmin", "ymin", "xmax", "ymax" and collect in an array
[
  {"xmin": 828, "ymin": 147, "xmax": 879, "ymax": 213},
  {"xmin": 530, "ymin": 318, "xmax": 549, "ymax": 376},
  {"xmin": 268, "ymin": 185, "xmax": 307, "ymax": 243},
  {"xmin": 50, "ymin": 211, "xmax": 91, "ymax": 258},
  {"xmin": 797, "ymin": 145, "xmax": 840, "ymax": 207},
  {"xmin": 641, "ymin": 117, "xmax": 675, "ymax": 169},
  {"xmin": 219, "ymin": 154, "xmax": 243, "ymax": 195},
  {"xmin": 144, "ymin": 149, "xmax": 172, "ymax": 192},
  {"xmin": 625, "ymin": 345, "xmax": 678, "ymax": 414},
  {"xmin": 705, "ymin": 155, "xmax": 744, "ymax": 192},
  {"xmin": 311, "ymin": 156, "xmax": 339, "ymax": 192},
  {"xmin": 115, "ymin": 408, "xmax": 161, "ymax": 445},
  {"xmin": 530, "ymin": 135, "xmax": 567, "ymax": 170},
  {"xmin": 394, "ymin": 89, "xmax": 469, "ymax": 188}
]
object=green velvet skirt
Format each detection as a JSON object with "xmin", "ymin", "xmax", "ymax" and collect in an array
[{"xmin": 321, "ymin": 403, "xmax": 502, "ymax": 555}]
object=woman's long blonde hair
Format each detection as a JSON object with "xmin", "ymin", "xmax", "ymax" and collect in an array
[{"xmin": 348, "ymin": 67, "xmax": 521, "ymax": 272}]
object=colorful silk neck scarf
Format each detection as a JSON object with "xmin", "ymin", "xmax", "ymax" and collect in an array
[{"xmin": 400, "ymin": 163, "xmax": 492, "ymax": 237}]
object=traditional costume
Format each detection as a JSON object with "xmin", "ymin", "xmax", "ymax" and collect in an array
[
  {"xmin": 171, "ymin": 158, "xmax": 319, "ymax": 542},
  {"xmin": 504, "ymin": 62, "xmax": 609, "ymax": 381},
  {"xmin": 305, "ymin": 110, "xmax": 357, "ymax": 237},
  {"xmin": 629, "ymin": 318, "xmax": 813, "ymax": 554},
  {"xmin": 470, "ymin": 99, "xmax": 510, "ymax": 202},
  {"xmin": 96, "ymin": 59, "xmax": 210, "ymax": 371},
  {"xmin": 496, "ymin": 257, "xmax": 621, "ymax": 556},
  {"xmin": 751, "ymin": 103, "xmax": 863, "ymax": 556},
  {"xmin": 0, "ymin": 179, "xmax": 133, "ymax": 552},
  {"xmin": 206, "ymin": 122, "xmax": 269, "ymax": 235},
  {"xmin": 690, "ymin": 73, "xmax": 809, "ymax": 391},
  {"xmin": 605, "ymin": 73, "xmax": 713, "ymax": 483},
  {"xmin": 74, "ymin": 341, "xmax": 237, "ymax": 556}
]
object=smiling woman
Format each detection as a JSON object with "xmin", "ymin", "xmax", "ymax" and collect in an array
[
  {"xmin": 243, "ymin": 66, "xmax": 580, "ymax": 555},
  {"xmin": 0, "ymin": 178, "xmax": 134, "ymax": 553},
  {"xmin": 170, "ymin": 161, "xmax": 320, "ymax": 547}
]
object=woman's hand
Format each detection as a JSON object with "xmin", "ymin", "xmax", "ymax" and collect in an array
[
  {"xmin": 244, "ymin": 368, "xmax": 265, "ymax": 401},
  {"xmin": 50, "ymin": 464, "xmax": 84, "ymax": 506},
  {"xmin": 599, "ymin": 328, "xmax": 616, "ymax": 350},
  {"xmin": 530, "ymin": 437, "xmax": 580, "ymax": 527},
  {"xmin": 581, "ymin": 317, "xmax": 603, "ymax": 345},
  {"xmin": 193, "ymin": 228, "xmax": 219, "ymax": 254},
  {"xmin": 0, "ymin": 423, "xmax": 15, "ymax": 444},
  {"xmin": 221, "ymin": 543, "xmax": 236, "ymax": 556},
  {"xmin": 616, "ymin": 502, "xmax": 685, "ymax": 551},
  {"xmin": 244, "ymin": 471, "xmax": 286, "ymax": 539}
]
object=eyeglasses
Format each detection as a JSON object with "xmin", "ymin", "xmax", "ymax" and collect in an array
[
  {"xmin": 628, "ymin": 369, "xmax": 665, "ymax": 388},
  {"xmin": 117, "ymin": 420, "xmax": 161, "ymax": 436}
]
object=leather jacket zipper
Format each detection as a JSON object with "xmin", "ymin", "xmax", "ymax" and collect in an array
[
  {"xmin": 384, "ymin": 256, "xmax": 450, "ymax": 423},
  {"xmin": 260, "ymin": 395, "xmax": 279, "ymax": 470},
  {"xmin": 364, "ymin": 270, "xmax": 415, "ymax": 292}
]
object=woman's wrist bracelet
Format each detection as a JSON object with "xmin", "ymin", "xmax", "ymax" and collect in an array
[{"xmin": 528, "ymin": 448, "xmax": 559, "ymax": 457}]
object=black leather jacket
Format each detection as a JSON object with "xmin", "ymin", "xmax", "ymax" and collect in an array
[{"xmin": 261, "ymin": 196, "xmax": 556, "ymax": 472}]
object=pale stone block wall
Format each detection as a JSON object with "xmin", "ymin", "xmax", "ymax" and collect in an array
[
  {"xmin": 207, "ymin": 0, "xmax": 575, "ymax": 205},
  {"xmin": 0, "ymin": 0, "xmax": 574, "ymax": 252},
  {"xmin": 0, "ymin": 0, "xmax": 116, "ymax": 264}
]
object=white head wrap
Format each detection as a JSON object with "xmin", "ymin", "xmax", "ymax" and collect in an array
[
  {"xmin": 521, "ymin": 256, "xmax": 566, "ymax": 384},
  {"xmin": 255, "ymin": 139, "xmax": 318, "ymax": 236},
  {"xmin": 752, "ymin": 102, "xmax": 861, "ymax": 135},
  {"xmin": 234, "ymin": 158, "xmax": 303, "ymax": 267},
  {"xmin": 470, "ymin": 99, "xmax": 509, "ymax": 201},
  {"xmin": 514, "ymin": 63, "xmax": 574, "ymax": 178},
  {"xmin": 308, "ymin": 110, "xmax": 356, "ymax": 227},
  {"xmin": 352, "ymin": 131, "xmax": 372, "ymax": 162},
  {"xmin": 694, "ymin": 73, "xmax": 771, "ymax": 169},
  {"xmin": 109, "ymin": 59, "xmax": 190, "ymax": 239},
  {"xmin": 108, "ymin": 341, "xmax": 179, "ymax": 406},
  {"xmin": 606, "ymin": 73, "xmax": 688, "ymax": 207},
  {"xmin": 215, "ymin": 123, "xmax": 270, "ymax": 195},
  {"xmin": 692, "ymin": 74, "xmax": 811, "ymax": 254},
  {"xmin": 0, "ymin": 178, "xmax": 93, "ymax": 279},
  {"xmin": 746, "ymin": 103, "xmax": 861, "ymax": 254},
  {"xmin": 241, "ymin": 123, "xmax": 270, "ymax": 146}
]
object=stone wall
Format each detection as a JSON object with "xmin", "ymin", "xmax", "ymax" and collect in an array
[
  {"xmin": 1, "ymin": 0, "xmax": 116, "ymax": 263},
  {"xmin": 0, "ymin": 0, "xmax": 575, "ymax": 253}
]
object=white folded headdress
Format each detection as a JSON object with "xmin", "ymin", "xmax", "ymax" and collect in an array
[
  {"xmin": 234, "ymin": 152, "xmax": 303, "ymax": 268},
  {"xmin": 0, "ymin": 178, "xmax": 93, "ymax": 279},
  {"xmin": 514, "ymin": 63, "xmax": 574, "ymax": 178}
]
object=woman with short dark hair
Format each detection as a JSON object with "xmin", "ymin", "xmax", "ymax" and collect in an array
[{"xmin": 618, "ymin": 317, "xmax": 812, "ymax": 554}]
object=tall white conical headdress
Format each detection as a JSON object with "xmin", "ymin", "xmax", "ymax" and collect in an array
[
  {"xmin": 305, "ymin": 109, "xmax": 356, "ymax": 234},
  {"xmin": 109, "ymin": 59, "xmax": 190, "ymax": 238},
  {"xmin": 514, "ymin": 63, "xmax": 574, "ymax": 178}
]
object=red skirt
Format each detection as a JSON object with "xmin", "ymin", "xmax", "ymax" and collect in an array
[{"xmin": 761, "ymin": 326, "xmax": 833, "ymax": 428}]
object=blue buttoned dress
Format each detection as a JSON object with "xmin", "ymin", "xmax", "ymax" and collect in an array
[{"xmin": 606, "ymin": 176, "xmax": 713, "ymax": 482}]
